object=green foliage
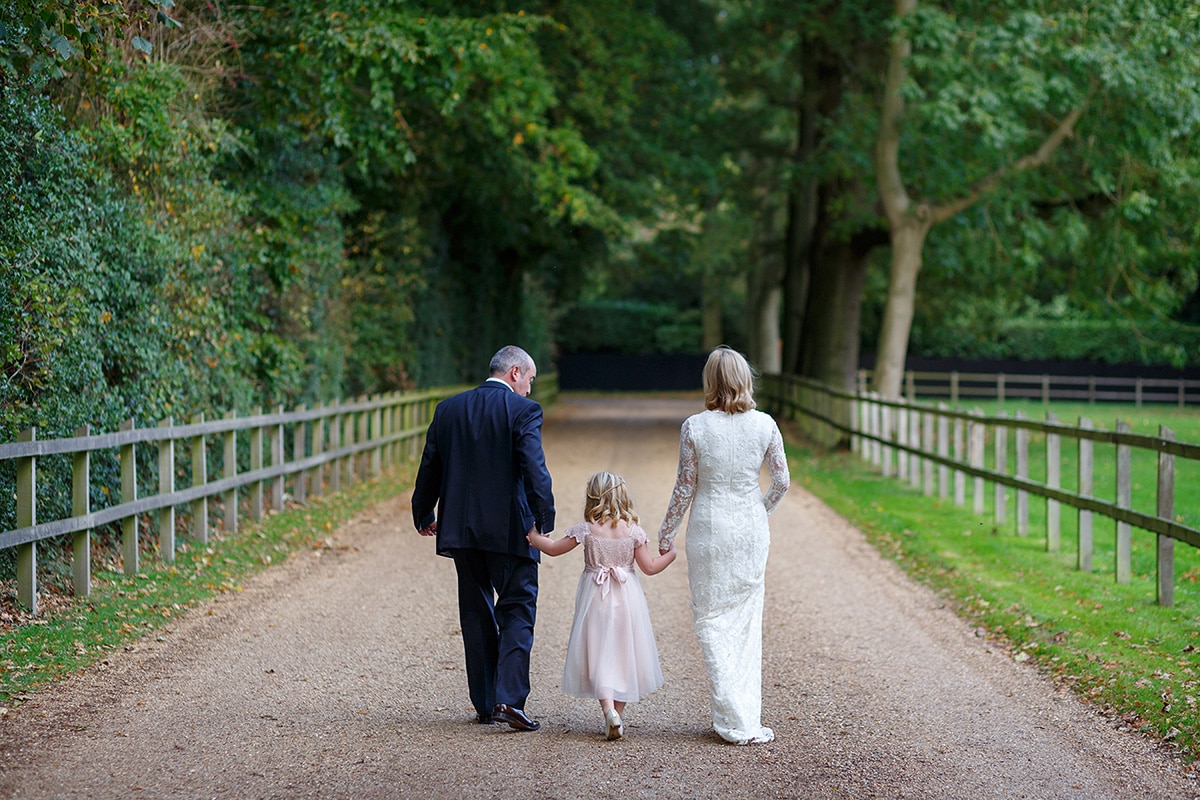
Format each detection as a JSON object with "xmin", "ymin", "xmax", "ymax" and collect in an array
[
  {"xmin": 907, "ymin": 289, "xmax": 1200, "ymax": 367},
  {"xmin": 554, "ymin": 299, "xmax": 702, "ymax": 355}
]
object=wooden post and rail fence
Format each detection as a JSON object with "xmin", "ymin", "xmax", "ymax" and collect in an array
[
  {"xmin": 0, "ymin": 374, "xmax": 559, "ymax": 615},
  {"xmin": 868, "ymin": 369, "xmax": 1200, "ymax": 407},
  {"xmin": 761, "ymin": 373, "xmax": 1200, "ymax": 607}
]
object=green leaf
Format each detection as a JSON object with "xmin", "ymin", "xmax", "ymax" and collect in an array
[
  {"xmin": 48, "ymin": 34, "xmax": 78, "ymax": 60},
  {"xmin": 132, "ymin": 36, "xmax": 153, "ymax": 55}
]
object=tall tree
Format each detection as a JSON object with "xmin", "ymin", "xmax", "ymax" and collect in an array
[{"xmin": 872, "ymin": 0, "xmax": 1200, "ymax": 398}]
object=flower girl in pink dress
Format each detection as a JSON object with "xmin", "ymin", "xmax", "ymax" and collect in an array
[{"xmin": 528, "ymin": 471, "xmax": 676, "ymax": 739}]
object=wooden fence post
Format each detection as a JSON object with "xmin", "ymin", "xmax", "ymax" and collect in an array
[
  {"xmin": 1157, "ymin": 426, "xmax": 1176, "ymax": 607},
  {"xmin": 191, "ymin": 413, "xmax": 208, "ymax": 543},
  {"xmin": 330, "ymin": 402, "xmax": 342, "ymax": 492},
  {"xmin": 1115, "ymin": 419, "xmax": 1132, "ymax": 584},
  {"xmin": 270, "ymin": 405, "xmax": 284, "ymax": 510},
  {"xmin": 121, "ymin": 418, "xmax": 139, "ymax": 575},
  {"xmin": 394, "ymin": 395, "xmax": 404, "ymax": 466},
  {"xmin": 953, "ymin": 414, "xmax": 965, "ymax": 507},
  {"xmin": 16, "ymin": 428, "xmax": 37, "ymax": 612},
  {"xmin": 74, "ymin": 425, "xmax": 92, "ymax": 595},
  {"xmin": 950, "ymin": 371, "xmax": 959, "ymax": 405},
  {"xmin": 157, "ymin": 419, "xmax": 174, "ymax": 563},
  {"xmin": 881, "ymin": 401, "xmax": 893, "ymax": 478},
  {"xmin": 937, "ymin": 404, "xmax": 950, "ymax": 501},
  {"xmin": 909, "ymin": 404, "xmax": 922, "ymax": 490},
  {"xmin": 311, "ymin": 403, "xmax": 325, "ymax": 498},
  {"xmin": 1078, "ymin": 417, "xmax": 1094, "ymax": 572},
  {"xmin": 970, "ymin": 412, "xmax": 985, "ymax": 515},
  {"xmin": 343, "ymin": 404, "xmax": 357, "ymax": 488},
  {"xmin": 382, "ymin": 396, "xmax": 393, "ymax": 473},
  {"xmin": 359, "ymin": 399, "xmax": 371, "ymax": 479},
  {"xmin": 371, "ymin": 397, "xmax": 383, "ymax": 478},
  {"xmin": 1046, "ymin": 412, "xmax": 1061, "ymax": 553},
  {"xmin": 922, "ymin": 410, "xmax": 935, "ymax": 497},
  {"xmin": 1016, "ymin": 410, "xmax": 1029, "ymax": 536},
  {"xmin": 896, "ymin": 401, "xmax": 909, "ymax": 482},
  {"xmin": 250, "ymin": 407, "xmax": 264, "ymax": 520},
  {"xmin": 223, "ymin": 411, "xmax": 238, "ymax": 535},
  {"xmin": 849, "ymin": 394, "xmax": 860, "ymax": 456},
  {"xmin": 905, "ymin": 371, "xmax": 915, "ymax": 402},
  {"xmin": 994, "ymin": 412, "xmax": 1008, "ymax": 526},
  {"xmin": 1135, "ymin": 377, "xmax": 1143, "ymax": 408},
  {"xmin": 1041, "ymin": 375, "xmax": 1050, "ymax": 404},
  {"xmin": 997, "ymin": 373, "xmax": 1005, "ymax": 403},
  {"xmin": 869, "ymin": 395, "xmax": 881, "ymax": 469},
  {"xmin": 293, "ymin": 405, "xmax": 307, "ymax": 505}
]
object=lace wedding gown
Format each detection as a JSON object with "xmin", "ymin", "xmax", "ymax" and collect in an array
[{"xmin": 658, "ymin": 409, "xmax": 789, "ymax": 744}]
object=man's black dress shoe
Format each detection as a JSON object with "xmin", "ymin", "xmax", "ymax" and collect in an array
[{"xmin": 492, "ymin": 703, "xmax": 540, "ymax": 731}]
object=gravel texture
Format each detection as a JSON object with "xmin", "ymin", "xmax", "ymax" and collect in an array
[{"xmin": 0, "ymin": 395, "xmax": 1196, "ymax": 799}]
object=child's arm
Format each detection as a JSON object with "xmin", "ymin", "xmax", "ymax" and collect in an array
[
  {"xmin": 634, "ymin": 541, "xmax": 676, "ymax": 575},
  {"xmin": 527, "ymin": 530, "xmax": 580, "ymax": 557}
]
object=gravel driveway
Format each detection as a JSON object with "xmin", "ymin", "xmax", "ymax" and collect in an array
[{"xmin": 0, "ymin": 395, "xmax": 1195, "ymax": 799}]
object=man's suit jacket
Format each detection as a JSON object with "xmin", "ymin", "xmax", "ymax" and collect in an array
[{"xmin": 411, "ymin": 381, "xmax": 555, "ymax": 561}]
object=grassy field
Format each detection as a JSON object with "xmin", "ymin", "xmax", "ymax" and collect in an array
[{"xmin": 784, "ymin": 400, "xmax": 1200, "ymax": 765}]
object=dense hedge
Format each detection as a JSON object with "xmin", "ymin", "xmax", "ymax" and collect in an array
[
  {"xmin": 909, "ymin": 318, "xmax": 1200, "ymax": 368},
  {"xmin": 554, "ymin": 300, "xmax": 703, "ymax": 355}
]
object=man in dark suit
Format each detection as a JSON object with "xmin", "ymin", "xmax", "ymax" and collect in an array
[{"xmin": 411, "ymin": 345, "xmax": 555, "ymax": 731}]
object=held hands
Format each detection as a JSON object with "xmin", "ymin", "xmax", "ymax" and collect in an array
[
  {"xmin": 418, "ymin": 521, "xmax": 437, "ymax": 537},
  {"xmin": 526, "ymin": 527, "xmax": 550, "ymax": 552}
]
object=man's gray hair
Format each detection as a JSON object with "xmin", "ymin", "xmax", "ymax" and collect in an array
[{"xmin": 489, "ymin": 345, "xmax": 534, "ymax": 377}]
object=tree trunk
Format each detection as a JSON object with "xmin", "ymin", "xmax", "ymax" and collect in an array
[
  {"xmin": 701, "ymin": 269, "xmax": 724, "ymax": 350},
  {"xmin": 780, "ymin": 189, "xmax": 812, "ymax": 374},
  {"xmin": 780, "ymin": 46, "xmax": 829, "ymax": 375},
  {"xmin": 799, "ymin": 237, "xmax": 873, "ymax": 392},
  {"xmin": 871, "ymin": 221, "xmax": 929, "ymax": 398},
  {"xmin": 752, "ymin": 282, "xmax": 782, "ymax": 373}
]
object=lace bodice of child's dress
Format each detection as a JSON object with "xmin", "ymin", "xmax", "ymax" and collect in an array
[{"xmin": 566, "ymin": 522, "xmax": 646, "ymax": 597}]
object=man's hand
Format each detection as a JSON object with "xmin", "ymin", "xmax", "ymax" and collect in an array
[{"xmin": 418, "ymin": 521, "xmax": 438, "ymax": 537}]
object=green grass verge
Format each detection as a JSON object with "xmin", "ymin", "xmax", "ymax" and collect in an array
[
  {"xmin": 0, "ymin": 466, "xmax": 413, "ymax": 706},
  {"xmin": 786, "ymin": 424, "xmax": 1200, "ymax": 764}
]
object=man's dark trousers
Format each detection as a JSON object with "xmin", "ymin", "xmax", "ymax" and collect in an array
[{"xmin": 452, "ymin": 550, "xmax": 538, "ymax": 714}]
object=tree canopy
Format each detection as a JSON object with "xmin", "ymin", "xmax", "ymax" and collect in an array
[{"xmin": 2, "ymin": 0, "xmax": 1199, "ymax": 445}]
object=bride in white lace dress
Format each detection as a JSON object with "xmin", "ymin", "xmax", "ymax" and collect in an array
[{"xmin": 657, "ymin": 347, "xmax": 790, "ymax": 745}]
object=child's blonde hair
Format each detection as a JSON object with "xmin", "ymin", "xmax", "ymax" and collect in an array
[{"xmin": 583, "ymin": 471, "xmax": 638, "ymax": 525}]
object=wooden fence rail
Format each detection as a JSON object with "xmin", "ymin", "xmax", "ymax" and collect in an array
[
  {"xmin": 0, "ymin": 386, "xmax": 469, "ymax": 614},
  {"xmin": 762, "ymin": 373, "xmax": 1200, "ymax": 606},
  {"xmin": 856, "ymin": 369, "xmax": 1200, "ymax": 407}
]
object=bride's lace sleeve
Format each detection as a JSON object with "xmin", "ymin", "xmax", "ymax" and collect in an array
[
  {"xmin": 657, "ymin": 418, "xmax": 697, "ymax": 550},
  {"xmin": 763, "ymin": 422, "xmax": 790, "ymax": 515}
]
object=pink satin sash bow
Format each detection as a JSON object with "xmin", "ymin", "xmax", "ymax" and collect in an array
[{"xmin": 589, "ymin": 566, "xmax": 628, "ymax": 599}]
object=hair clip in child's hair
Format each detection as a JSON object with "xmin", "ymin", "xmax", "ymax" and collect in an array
[{"xmin": 586, "ymin": 478, "xmax": 625, "ymax": 500}]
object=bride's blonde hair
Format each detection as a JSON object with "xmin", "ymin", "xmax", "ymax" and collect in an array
[
  {"xmin": 583, "ymin": 471, "xmax": 638, "ymax": 525},
  {"xmin": 703, "ymin": 346, "xmax": 757, "ymax": 413}
]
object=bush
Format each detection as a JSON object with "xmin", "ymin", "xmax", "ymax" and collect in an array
[
  {"xmin": 555, "ymin": 299, "xmax": 703, "ymax": 355},
  {"xmin": 911, "ymin": 316, "xmax": 1200, "ymax": 368}
]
